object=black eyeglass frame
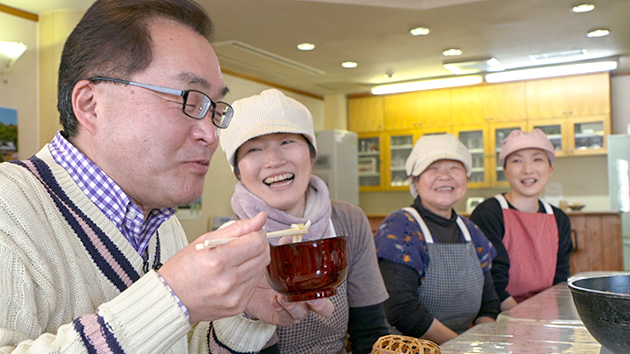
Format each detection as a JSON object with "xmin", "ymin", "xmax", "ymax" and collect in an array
[{"xmin": 89, "ymin": 77, "xmax": 233, "ymax": 129}]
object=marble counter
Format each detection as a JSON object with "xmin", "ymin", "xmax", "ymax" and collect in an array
[{"xmin": 438, "ymin": 272, "xmax": 630, "ymax": 353}]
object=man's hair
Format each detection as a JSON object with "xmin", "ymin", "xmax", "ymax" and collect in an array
[{"xmin": 57, "ymin": 0, "xmax": 214, "ymax": 137}]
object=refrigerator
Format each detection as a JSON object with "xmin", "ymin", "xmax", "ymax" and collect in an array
[
  {"xmin": 312, "ymin": 130, "xmax": 359, "ymax": 205},
  {"xmin": 607, "ymin": 134, "xmax": 630, "ymax": 270}
]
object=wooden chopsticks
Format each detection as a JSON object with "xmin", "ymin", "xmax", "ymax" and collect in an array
[{"xmin": 195, "ymin": 221, "xmax": 311, "ymax": 250}]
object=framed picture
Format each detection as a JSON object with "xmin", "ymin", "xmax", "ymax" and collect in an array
[
  {"xmin": 358, "ymin": 157, "xmax": 378, "ymax": 174},
  {"xmin": 0, "ymin": 107, "xmax": 18, "ymax": 162}
]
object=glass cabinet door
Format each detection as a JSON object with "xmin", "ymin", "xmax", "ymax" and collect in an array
[
  {"xmin": 458, "ymin": 130, "xmax": 486, "ymax": 184},
  {"xmin": 389, "ymin": 134, "xmax": 413, "ymax": 188},
  {"xmin": 494, "ymin": 126, "xmax": 522, "ymax": 183},
  {"xmin": 572, "ymin": 120, "xmax": 605, "ymax": 153},
  {"xmin": 358, "ymin": 135, "xmax": 381, "ymax": 188},
  {"xmin": 527, "ymin": 118, "xmax": 570, "ymax": 157},
  {"xmin": 537, "ymin": 124, "xmax": 563, "ymax": 150}
]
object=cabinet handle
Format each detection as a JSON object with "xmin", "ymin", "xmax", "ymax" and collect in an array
[{"xmin": 571, "ymin": 229, "xmax": 578, "ymax": 252}]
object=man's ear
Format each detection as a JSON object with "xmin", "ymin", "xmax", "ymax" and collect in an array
[{"xmin": 71, "ymin": 80, "xmax": 98, "ymax": 135}]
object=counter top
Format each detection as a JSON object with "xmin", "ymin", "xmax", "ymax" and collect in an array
[
  {"xmin": 439, "ymin": 272, "xmax": 630, "ymax": 353},
  {"xmin": 366, "ymin": 210, "xmax": 621, "ymax": 219}
]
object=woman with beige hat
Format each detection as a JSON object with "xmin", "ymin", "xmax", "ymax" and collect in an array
[
  {"xmin": 470, "ymin": 128, "xmax": 573, "ymax": 311},
  {"xmin": 374, "ymin": 134, "xmax": 499, "ymax": 344},
  {"xmin": 216, "ymin": 89, "xmax": 390, "ymax": 354}
]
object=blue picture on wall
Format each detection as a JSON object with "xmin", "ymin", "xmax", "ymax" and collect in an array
[{"xmin": 0, "ymin": 107, "xmax": 18, "ymax": 162}]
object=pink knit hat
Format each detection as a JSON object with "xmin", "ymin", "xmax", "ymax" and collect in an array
[{"xmin": 498, "ymin": 128, "xmax": 555, "ymax": 167}]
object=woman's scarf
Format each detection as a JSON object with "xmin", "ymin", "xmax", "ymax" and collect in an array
[{"xmin": 231, "ymin": 175, "xmax": 332, "ymax": 245}]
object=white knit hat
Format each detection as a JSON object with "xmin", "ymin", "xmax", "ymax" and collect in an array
[
  {"xmin": 220, "ymin": 89, "xmax": 317, "ymax": 169},
  {"xmin": 405, "ymin": 133, "xmax": 472, "ymax": 198}
]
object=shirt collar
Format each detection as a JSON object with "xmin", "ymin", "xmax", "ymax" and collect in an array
[{"xmin": 49, "ymin": 131, "xmax": 174, "ymax": 255}]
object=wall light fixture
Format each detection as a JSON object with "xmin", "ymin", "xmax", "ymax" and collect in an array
[{"xmin": 0, "ymin": 41, "xmax": 28, "ymax": 76}]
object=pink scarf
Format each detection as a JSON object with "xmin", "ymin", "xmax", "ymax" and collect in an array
[{"xmin": 231, "ymin": 175, "xmax": 332, "ymax": 245}]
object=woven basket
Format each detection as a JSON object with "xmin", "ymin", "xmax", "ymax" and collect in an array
[{"xmin": 371, "ymin": 335, "xmax": 441, "ymax": 354}]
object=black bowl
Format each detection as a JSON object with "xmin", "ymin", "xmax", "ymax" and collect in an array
[{"xmin": 568, "ymin": 275, "xmax": 630, "ymax": 354}]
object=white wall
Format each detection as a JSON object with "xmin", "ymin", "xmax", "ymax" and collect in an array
[
  {"xmin": 611, "ymin": 74, "xmax": 630, "ymax": 134},
  {"xmin": 0, "ymin": 11, "xmax": 39, "ymax": 159}
]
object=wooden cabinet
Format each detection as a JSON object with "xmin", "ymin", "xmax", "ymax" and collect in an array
[
  {"xmin": 455, "ymin": 125, "xmax": 491, "ymax": 188},
  {"xmin": 528, "ymin": 115, "xmax": 610, "ymax": 157},
  {"xmin": 490, "ymin": 122, "xmax": 528, "ymax": 186},
  {"xmin": 348, "ymin": 96, "xmax": 384, "ymax": 132},
  {"xmin": 528, "ymin": 118, "xmax": 569, "ymax": 158},
  {"xmin": 366, "ymin": 211, "xmax": 624, "ymax": 276},
  {"xmin": 525, "ymin": 72, "xmax": 610, "ymax": 120},
  {"xmin": 349, "ymin": 73, "xmax": 611, "ymax": 192},
  {"xmin": 360, "ymin": 128, "xmax": 452, "ymax": 191},
  {"xmin": 452, "ymin": 82, "xmax": 526, "ymax": 125},
  {"xmin": 358, "ymin": 133, "xmax": 384, "ymax": 191},
  {"xmin": 383, "ymin": 88, "xmax": 452, "ymax": 130},
  {"xmin": 569, "ymin": 212, "xmax": 623, "ymax": 275},
  {"xmin": 453, "ymin": 122, "xmax": 526, "ymax": 188},
  {"xmin": 568, "ymin": 115, "xmax": 610, "ymax": 156}
]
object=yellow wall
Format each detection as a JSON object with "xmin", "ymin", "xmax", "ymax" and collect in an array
[
  {"xmin": 38, "ymin": 9, "xmax": 84, "ymax": 147},
  {"xmin": 0, "ymin": 11, "xmax": 38, "ymax": 159}
]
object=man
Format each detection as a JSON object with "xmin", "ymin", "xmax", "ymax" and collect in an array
[{"xmin": 0, "ymin": 0, "xmax": 294, "ymax": 352}]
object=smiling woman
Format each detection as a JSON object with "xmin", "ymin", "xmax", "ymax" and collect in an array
[
  {"xmin": 214, "ymin": 88, "xmax": 391, "ymax": 354},
  {"xmin": 373, "ymin": 133, "xmax": 500, "ymax": 345},
  {"xmin": 469, "ymin": 128, "xmax": 573, "ymax": 311}
]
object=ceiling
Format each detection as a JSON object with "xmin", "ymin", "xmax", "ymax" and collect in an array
[{"xmin": 3, "ymin": 0, "xmax": 629, "ymax": 97}]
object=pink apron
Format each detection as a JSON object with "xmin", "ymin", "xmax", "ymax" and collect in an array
[{"xmin": 494, "ymin": 194, "xmax": 559, "ymax": 303}]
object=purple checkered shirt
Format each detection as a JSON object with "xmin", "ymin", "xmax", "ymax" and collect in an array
[{"xmin": 49, "ymin": 132, "xmax": 189, "ymax": 319}]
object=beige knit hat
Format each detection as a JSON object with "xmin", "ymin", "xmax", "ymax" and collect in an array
[
  {"xmin": 220, "ymin": 89, "xmax": 317, "ymax": 169},
  {"xmin": 405, "ymin": 133, "xmax": 472, "ymax": 198}
]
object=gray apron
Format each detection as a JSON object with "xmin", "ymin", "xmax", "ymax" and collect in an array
[{"xmin": 403, "ymin": 207, "xmax": 484, "ymax": 334}]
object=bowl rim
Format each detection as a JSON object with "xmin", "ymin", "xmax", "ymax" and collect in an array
[
  {"xmin": 270, "ymin": 235, "xmax": 348, "ymax": 248},
  {"xmin": 568, "ymin": 275, "xmax": 630, "ymax": 298}
]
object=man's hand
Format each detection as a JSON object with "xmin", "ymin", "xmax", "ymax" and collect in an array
[
  {"xmin": 158, "ymin": 212, "xmax": 270, "ymax": 324},
  {"xmin": 244, "ymin": 276, "xmax": 334, "ymax": 326}
]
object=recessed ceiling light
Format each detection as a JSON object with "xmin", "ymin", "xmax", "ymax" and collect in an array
[
  {"xmin": 297, "ymin": 42, "xmax": 315, "ymax": 51},
  {"xmin": 410, "ymin": 27, "xmax": 430, "ymax": 36},
  {"xmin": 442, "ymin": 48, "xmax": 462, "ymax": 57},
  {"xmin": 341, "ymin": 61, "xmax": 358, "ymax": 68},
  {"xmin": 587, "ymin": 29, "xmax": 610, "ymax": 38},
  {"xmin": 572, "ymin": 3, "xmax": 595, "ymax": 13}
]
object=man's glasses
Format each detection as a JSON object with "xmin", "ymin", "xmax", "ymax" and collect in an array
[{"xmin": 89, "ymin": 77, "xmax": 233, "ymax": 129}]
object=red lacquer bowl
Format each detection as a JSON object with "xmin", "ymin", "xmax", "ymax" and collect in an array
[{"xmin": 266, "ymin": 236, "xmax": 349, "ymax": 302}]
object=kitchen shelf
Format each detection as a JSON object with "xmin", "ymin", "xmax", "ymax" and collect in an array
[
  {"xmin": 359, "ymin": 172, "xmax": 380, "ymax": 177},
  {"xmin": 390, "ymin": 145, "xmax": 413, "ymax": 150}
]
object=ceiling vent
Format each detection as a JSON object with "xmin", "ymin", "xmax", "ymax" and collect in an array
[
  {"xmin": 443, "ymin": 57, "xmax": 504, "ymax": 75},
  {"xmin": 529, "ymin": 49, "xmax": 588, "ymax": 62},
  {"xmin": 213, "ymin": 40, "xmax": 326, "ymax": 80}
]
